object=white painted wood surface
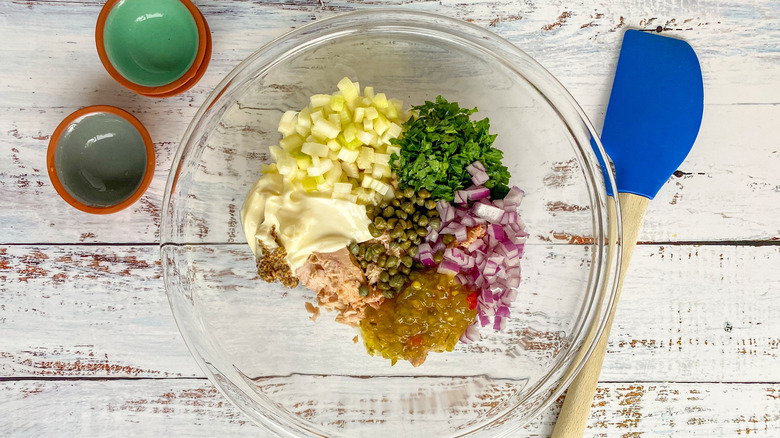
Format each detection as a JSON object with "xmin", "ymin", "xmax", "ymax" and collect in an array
[{"xmin": 1, "ymin": 0, "xmax": 779, "ymax": 436}]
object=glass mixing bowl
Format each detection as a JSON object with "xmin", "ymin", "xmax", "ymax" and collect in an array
[{"xmin": 162, "ymin": 10, "xmax": 621, "ymax": 437}]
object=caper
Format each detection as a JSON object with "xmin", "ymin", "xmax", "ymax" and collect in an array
[
  {"xmin": 425, "ymin": 199, "xmax": 436, "ymax": 210},
  {"xmin": 388, "ymin": 267, "xmax": 398, "ymax": 276},
  {"xmin": 430, "ymin": 217, "xmax": 441, "ymax": 230},
  {"xmin": 412, "ymin": 211, "xmax": 421, "ymax": 222},
  {"xmin": 418, "ymin": 189, "xmax": 431, "ymax": 199},
  {"xmin": 395, "ymin": 209, "xmax": 408, "ymax": 220},
  {"xmin": 413, "ymin": 261, "xmax": 424, "ymax": 269},
  {"xmin": 392, "ymin": 199, "xmax": 401, "ymax": 207},
  {"xmin": 412, "ymin": 235, "xmax": 421, "ymax": 245},
  {"xmin": 408, "ymin": 245, "xmax": 419, "ymax": 257},
  {"xmin": 427, "ymin": 209, "xmax": 439, "ymax": 217},
  {"xmin": 364, "ymin": 247, "xmax": 375, "ymax": 261},
  {"xmin": 402, "ymin": 201, "xmax": 415, "ymax": 214},
  {"xmin": 359, "ymin": 284, "xmax": 369, "ymax": 297},
  {"xmin": 379, "ymin": 201, "xmax": 389, "ymax": 209},
  {"xmin": 390, "ymin": 274, "xmax": 405, "ymax": 288},
  {"xmin": 401, "ymin": 255, "xmax": 413, "ymax": 268},
  {"xmin": 441, "ymin": 234, "xmax": 455, "ymax": 245},
  {"xmin": 400, "ymin": 240, "xmax": 412, "ymax": 250},
  {"xmin": 416, "ymin": 227, "xmax": 428, "ymax": 236},
  {"xmin": 368, "ymin": 224, "xmax": 382, "ymax": 238},
  {"xmin": 383, "ymin": 206, "xmax": 394, "ymax": 218},
  {"xmin": 349, "ymin": 242, "xmax": 359, "ymax": 255},
  {"xmin": 386, "ymin": 255, "xmax": 398, "ymax": 268},
  {"xmin": 378, "ymin": 254, "xmax": 387, "ymax": 267},
  {"xmin": 416, "ymin": 198, "xmax": 425, "ymax": 206},
  {"xmin": 378, "ymin": 281, "xmax": 391, "ymax": 291},
  {"xmin": 374, "ymin": 216, "xmax": 386, "ymax": 230},
  {"xmin": 382, "ymin": 290, "xmax": 394, "ymax": 299},
  {"xmin": 388, "ymin": 241, "xmax": 401, "ymax": 253},
  {"xmin": 371, "ymin": 243, "xmax": 386, "ymax": 255},
  {"xmin": 418, "ymin": 215, "xmax": 428, "ymax": 227},
  {"xmin": 360, "ymin": 260, "xmax": 368, "ymax": 269},
  {"xmin": 358, "ymin": 244, "xmax": 367, "ymax": 258},
  {"xmin": 387, "ymin": 218, "xmax": 398, "ymax": 228},
  {"xmin": 404, "ymin": 187, "xmax": 415, "ymax": 198},
  {"xmin": 379, "ymin": 271, "xmax": 390, "ymax": 282},
  {"xmin": 406, "ymin": 229, "xmax": 417, "ymax": 241},
  {"xmin": 400, "ymin": 265, "xmax": 411, "ymax": 275},
  {"xmin": 409, "ymin": 270, "xmax": 421, "ymax": 281},
  {"xmin": 390, "ymin": 226, "xmax": 404, "ymax": 239},
  {"xmin": 434, "ymin": 251, "xmax": 444, "ymax": 263}
]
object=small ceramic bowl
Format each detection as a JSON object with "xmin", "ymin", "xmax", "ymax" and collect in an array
[
  {"xmin": 138, "ymin": 8, "xmax": 212, "ymax": 98},
  {"xmin": 96, "ymin": 0, "xmax": 208, "ymax": 96},
  {"xmin": 47, "ymin": 105, "xmax": 155, "ymax": 214}
]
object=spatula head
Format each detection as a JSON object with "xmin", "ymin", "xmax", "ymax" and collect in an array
[{"xmin": 600, "ymin": 29, "xmax": 704, "ymax": 199}]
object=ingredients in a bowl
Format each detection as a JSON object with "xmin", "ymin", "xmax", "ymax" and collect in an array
[
  {"xmin": 240, "ymin": 77, "xmax": 526, "ymax": 367},
  {"xmin": 241, "ymin": 171, "xmax": 373, "ymax": 272},
  {"xmin": 352, "ymin": 187, "xmax": 440, "ymax": 299},
  {"xmin": 389, "ymin": 96, "xmax": 511, "ymax": 202},
  {"xmin": 297, "ymin": 248, "xmax": 384, "ymax": 325},
  {"xmin": 360, "ymin": 271, "xmax": 477, "ymax": 367}
]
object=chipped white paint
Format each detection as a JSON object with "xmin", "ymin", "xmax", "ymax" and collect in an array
[{"xmin": 1, "ymin": 0, "xmax": 779, "ymax": 436}]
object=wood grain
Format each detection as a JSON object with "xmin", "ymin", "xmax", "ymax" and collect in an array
[
  {"xmin": 2, "ymin": 245, "xmax": 778, "ymax": 381},
  {"xmin": 2, "ymin": 379, "xmax": 779, "ymax": 437}
]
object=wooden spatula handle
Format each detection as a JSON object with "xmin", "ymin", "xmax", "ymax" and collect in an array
[{"xmin": 551, "ymin": 192, "xmax": 649, "ymax": 438}]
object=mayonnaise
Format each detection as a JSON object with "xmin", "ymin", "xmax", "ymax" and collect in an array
[{"xmin": 240, "ymin": 171, "xmax": 372, "ymax": 271}]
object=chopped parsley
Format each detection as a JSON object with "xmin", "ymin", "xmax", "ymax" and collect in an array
[{"xmin": 389, "ymin": 96, "xmax": 510, "ymax": 202}]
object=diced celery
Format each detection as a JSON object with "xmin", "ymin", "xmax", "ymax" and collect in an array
[
  {"xmin": 302, "ymin": 177, "xmax": 318, "ymax": 192},
  {"xmin": 269, "ymin": 145, "xmax": 283, "ymax": 161},
  {"xmin": 372, "ymin": 153, "xmax": 390, "ymax": 166},
  {"xmin": 362, "ymin": 117, "xmax": 373, "ymax": 132},
  {"xmin": 294, "ymin": 152, "xmax": 312, "ymax": 170},
  {"xmin": 310, "ymin": 109, "xmax": 324, "ymax": 124},
  {"xmin": 346, "ymin": 137, "xmax": 362, "ymax": 150},
  {"xmin": 307, "ymin": 158, "xmax": 333, "ymax": 176},
  {"xmin": 386, "ymin": 145, "xmax": 401, "ymax": 157},
  {"xmin": 302, "ymin": 141, "xmax": 329, "ymax": 157},
  {"xmin": 260, "ymin": 163, "xmax": 277, "ymax": 173},
  {"xmin": 343, "ymin": 123, "xmax": 358, "ymax": 142},
  {"xmin": 337, "ymin": 77, "xmax": 359, "ymax": 109},
  {"xmin": 312, "ymin": 119, "xmax": 340, "ymax": 139},
  {"xmin": 338, "ymin": 148, "xmax": 359, "ymax": 163},
  {"xmin": 280, "ymin": 134, "xmax": 304, "ymax": 152},
  {"xmin": 363, "ymin": 86, "xmax": 375, "ymax": 99},
  {"xmin": 353, "ymin": 107, "xmax": 365, "ymax": 124},
  {"xmin": 356, "ymin": 129, "xmax": 374, "ymax": 146},
  {"xmin": 325, "ymin": 162, "xmax": 342, "ymax": 183},
  {"xmin": 372, "ymin": 93, "xmax": 388, "ymax": 109},
  {"xmin": 364, "ymin": 106, "xmax": 379, "ymax": 120},
  {"xmin": 333, "ymin": 182, "xmax": 352, "ymax": 194},
  {"xmin": 386, "ymin": 122, "xmax": 403, "ymax": 139},
  {"xmin": 361, "ymin": 97, "xmax": 372, "ymax": 106},
  {"xmin": 298, "ymin": 107, "xmax": 312, "ymax": 129},
  {"xmin": 328, "ymin": 113, "xmax": 341, "ymax": 128},
  {"xmin": 278, "ymin": 111, "xmax": 297, "ymax": 136},
  {"xmin": 373, "ymin": 113, "xmax": 389, "ymax": 135},
  {"xmin": 361, "ymin": 175, "xmax": 375, "ymax": 188},
  {"xmin": 329, "ymin": 94, "xmax": 345, "ymax": 112},
  {"xmin": 371, "ymin": 179, "xmax": 391, "ymax": 196},
  {"xmin": 310, "ymin": 94, "xmax": 331, "ymax": 109},
  {"xmin": 356, "ymin": 147, "xmax": 374, "ymax": 170},
  {"xmin": 327, "ymin": 139, "xmax": 341, "ymax": 151},
  {"xmin": 341, "ymin": 161, "xmax": 359, "ymax": 178},
  {"xmin": 338, "ymin": 108, "xmax": 352, "ymax": 124},
  {"xmin": 277, "ymin": 155, "xmax": 298, "ymax": 176}
]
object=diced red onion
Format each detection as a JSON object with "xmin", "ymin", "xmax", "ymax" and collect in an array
[
  {"xmin": 496, "ymin": 306, "xmax": 511, "ymax": 318},
  {"xmin": 454, "ymin": 190, "xmax": 467, "ymax": 205},
  {"xmin": 493, "ymin": 316, "xmax": 506, "ymax": 331},
  {"xmin": 467, "ymin": 161, "xmax": 486, "ymax": 173},
  {"xmin": 504, "ymin": 186, "xmax": 525, "ymax": 205},
  {"xmin": 437, "ymin": 260, "xmax": 460, "ymax": 276},
  {"xmin": 472, "ymin": 203, "xmax": 504, "ymax": 223},
  {"xmin": 465, "ymin": 186, "xmax": 490, "ymax": 201},
  {"xmin": 471, "ymin": 170, "xmax": 489, "ymax": 186}
]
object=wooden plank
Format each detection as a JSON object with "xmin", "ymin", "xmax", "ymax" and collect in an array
[
  {"xmin": 2, "ymin": 244, "xmax": 779, "ymax": 382},
  {"xmin": 0, "ymin": 0, "xmax": 778, "ymax": 108},
  {"xmin": 2, "ymin": 379, "xmax": 779, "ymax": 437}
]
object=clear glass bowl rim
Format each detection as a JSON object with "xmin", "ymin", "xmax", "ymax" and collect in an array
[{"xmin": 161, "ymin": 8, "xmax": 623, "ymax": 437}]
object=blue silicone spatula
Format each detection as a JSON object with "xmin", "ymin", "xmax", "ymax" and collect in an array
[{"xmin": 552, "ymin": 29, "xmax": 704, "ymax": 437}]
